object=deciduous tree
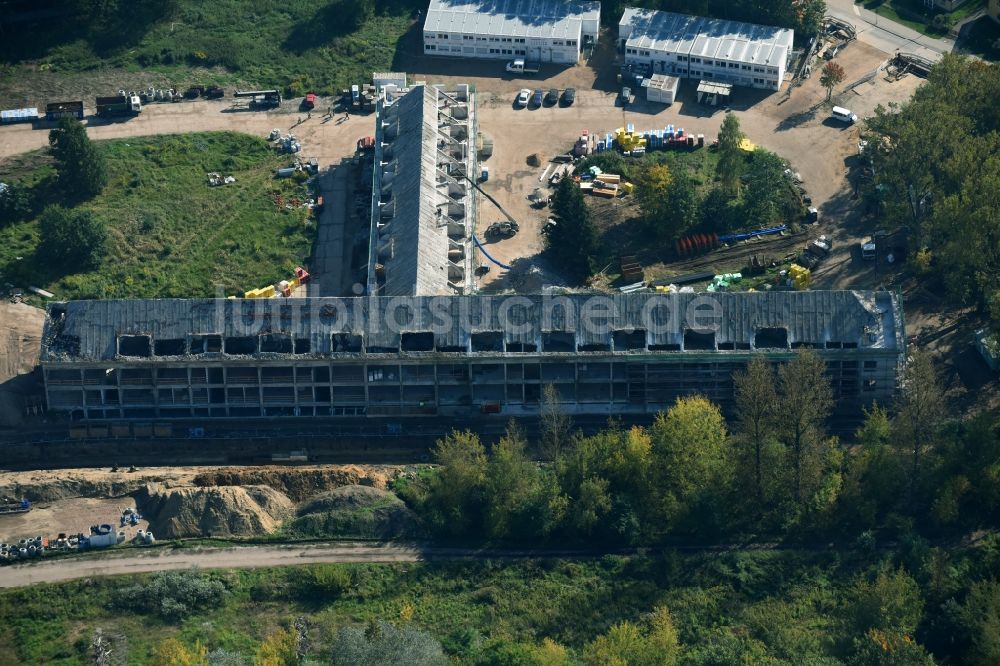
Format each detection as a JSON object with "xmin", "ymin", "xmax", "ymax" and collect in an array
[
  {"xmin": 716, "ymin": 113, "xmax": 745, "ymax": 195},
  {"xmin": 427, "ymin": 430, "xmax": 487, "ymax": 535},
  {"xmin": 892, "ymin": 351, "xmax": 946, "ymax": 507},
  {"xmin": 775, "ymin": 350, "xmax": 833, "ymax": 505},
  {"xmin": 541, "ymin": 384, "xmax": 572, "ymax": 460},
  {"xmin": 820, "ymin": 61, "xmax": 846, "ymax": 101},
  {"xmin": 38, "ymin": 206, "xmax": 108, "ymax": 271},
  {"xmin": 48, "ymin": 116, "xmax": 107, "ymax": 199},
  {"xmin": 733, "ymin": 357, "xmax": 776, "ymax": 501}
]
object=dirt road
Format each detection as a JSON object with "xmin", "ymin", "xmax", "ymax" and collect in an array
[
  {"xmin": 0, "ymin": 302, "xmax": 45, "ymax": 428},
  {"xmin": 0, "ymin": 542, "xmax": 425, "ymax": 587},
  {"xmin": 0, "ymin": 99, "xmax": 369, "ymax": 169}
]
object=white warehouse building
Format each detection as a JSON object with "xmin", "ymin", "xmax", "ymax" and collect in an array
[
  {"xmin": 619, "ymin": 8, "xmax": 794, "ymax": 91},
  {"xmin": 423, "ymin": 0, "xmax": 601, "ymax": 64}
]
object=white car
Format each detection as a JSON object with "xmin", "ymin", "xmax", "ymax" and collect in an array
[{"xmin": 516, "ymin": 88, "xmax": 531, "ymax": 107}]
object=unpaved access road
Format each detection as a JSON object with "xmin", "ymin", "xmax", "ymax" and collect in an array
[
  {"xmin": 0, "ymin": 99, "xmax": 369, "ymax": 167},
  {"xmin": 0, "ymin": 543, "xmax": 423, "ymax": 587}
]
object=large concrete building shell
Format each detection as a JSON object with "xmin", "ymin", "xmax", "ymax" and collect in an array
[{"xmin": 41, "ymin": 292, "xmax": 904, "ymax": 420}]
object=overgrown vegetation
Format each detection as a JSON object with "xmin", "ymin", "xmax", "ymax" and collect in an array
[
  {"xmin": 864, "ymin": 55, "xmax": 1000, "ymax": 328},
  {"xmin": 0, "ymin": 0, "xmax": 422, "ymax": 97},
  {"xmin": 0, "ymin": 131, "xmax": 314, "ymax": 300},
  {"xmin": 398, "ymin": 350, "xmax": 998, "ymax": 548},
  {"xmin": 1, "ymin": 544, "xmax": 999, "ymax": 664},
  {"xmin": 567, "ymin": 115, "xmax": 803, "ymax": 277}
]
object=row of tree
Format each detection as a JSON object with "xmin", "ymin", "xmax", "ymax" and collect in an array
[
  {"xmin": 865, "ymin": 55, "xmax": 1000, "ymax": 328},
  {"xmin": 0, "ymin": 118, "xmax": 109, "ymax": 272},
  {"xmin": 400, "ymin": 350, "xmax": 996, "ymax": 544}
]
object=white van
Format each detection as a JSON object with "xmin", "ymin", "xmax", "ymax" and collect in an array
[{"xmin": 831, "ymin": 106, "xmax": 858, "ymax": 124}]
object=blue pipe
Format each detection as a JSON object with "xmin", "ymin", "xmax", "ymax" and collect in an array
[
  {"xmin": 474, "ymin": 235, "xmax": 512, "ymax": 270},
  {"xmin": 718, "ymin": 225, "xmax": 787, "ymax": 244}
]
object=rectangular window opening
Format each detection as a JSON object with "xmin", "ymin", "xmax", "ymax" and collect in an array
[
  {"xmin": 260, "ymin": 334, "xmax": 293, "ymax": 354},
  {"xmin": 613, "ymin": 329, "xmax": 646, "ymax": 351},
  {"xmin": 649, "ymin": 343, "xmax": 681, "ymax": 352},
  {"xmin": 294, "ymin": 338, "xmax": 311, "ymax": 354},
  {"xmin": 754, "ymin": 328, "xmax": 788, "ymax": 349},
  {"xmin": 332, "ymin": 333, "xmax": 363, "ymax": 353},
  {"xmin": 225, "ymin": 337, "xmax": 257, "ymax": 355},
  {"xmin": 683, "ymin": 330, "xmax": 716, "ymax": 351},
  {"xmin": 401, "ymin": 332, "xmax": 435, "ymax": 352},
  {"xmin": 118, "ymin": 335, "xmax": 151, "ymax": 357},
  {"xmin": 471, "ymin": 331, "xmax": 503, "ymax": 353},
  {"xmin": 506, "ymin": 342, "xmax": 538, "ymax": 353},
  {"xmin": 542, "ymin": 332, "xmax": 575, "ymax": 353}
]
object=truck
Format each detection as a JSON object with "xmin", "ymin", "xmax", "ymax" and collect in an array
[
  {"xmin": 96, "ymin": 94, "xmax": 141, "ymax": 117},
  {"xmin": 45, "ymin": 101, "xmax": 84, "ymax": 121},
  {"xmin": 506, "ymin": 58, "xmax": 541, "ymax": 75},
  {"xmin": 234, "ymin": 89, "xmax": 281, "ymax": 110}
]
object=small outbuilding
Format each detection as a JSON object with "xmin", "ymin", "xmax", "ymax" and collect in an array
[
  {"xmin": 696, "ymin": 80, "xmax": 731, "ymax": 106},
  {"xmin": 644, "ymin": 74, "xmax": 680, "ymax": 104}
]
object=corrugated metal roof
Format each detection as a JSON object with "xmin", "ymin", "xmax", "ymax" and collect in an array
[
  {"xmin": 41, "ymin": 291, "xmax": 903, "ymax": 363},
  {"xmin": 424, "ymin": 0, "xmax": 601, "ymax": 39},
  {"xmin": 620, "ymin": 8, "xmax": 793, "ymax": 67},
  {"xmin": 370, "ymin": 85, "xmax": 472, "ymax": 297}
]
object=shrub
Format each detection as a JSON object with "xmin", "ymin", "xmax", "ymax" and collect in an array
[
  {"xmin": 38, "ymin": 206, "xmax": 108, "ymax": 270},
  {"xmin": 113, "ymin": 570, "xmax": 228, "ymax": 620}
]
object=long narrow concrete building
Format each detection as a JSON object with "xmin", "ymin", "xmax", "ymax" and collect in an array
[
  {"xmin": 40, "ymin": 292, "xmax": 904, "ymax": 420},
  {"xmin": 422, "ymin": 0, "xmax": 601, "ymax": 64},
  {"xmin": 367, "ymin": 83, "xmax": 476, "ymax": 296},
  {"xmin": 619, "ymin": 8, "xmax": 794, "ymax": 90}
]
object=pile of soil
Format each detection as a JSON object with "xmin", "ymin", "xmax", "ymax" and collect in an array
[
  {"xmin": 135, "ymin": 483, "xmax": 295, "ymax": 539},
  {"xmin": 191, "ymin": 465, "xmax": 400, "ymax": 502},
  {"xmin": 288, "ymin": 485, "xmax": 421, "ymax": 540}
]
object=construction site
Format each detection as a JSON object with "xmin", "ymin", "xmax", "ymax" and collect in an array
[{"xmin": 2, "ymin": 3, "xmax": 973, "ymax": 442}]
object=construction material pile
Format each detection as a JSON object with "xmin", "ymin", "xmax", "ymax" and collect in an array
[
  {"xmin": 287, "ymin": 485, "xmax": 422, "ymax": 539},
  {"xmin": 135, "ymin": 483, "xmax": 295, "ymax": 538}
]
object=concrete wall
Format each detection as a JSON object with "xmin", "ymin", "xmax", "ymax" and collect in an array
[{"xmin": 44, "ymin": 351, "xmax": 898, "ymax": 420}]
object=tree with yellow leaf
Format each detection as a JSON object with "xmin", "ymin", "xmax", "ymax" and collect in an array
[
  {"xmin": 254, "ymin": 628, "xmax": 298, "ymax": 666},
  {"xmin": 153, "ymin": 638, "xmax": 208, "ymax": 666}
]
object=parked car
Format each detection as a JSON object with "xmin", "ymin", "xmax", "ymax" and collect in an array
[
  {"xmin": 544, "ymin": 88, "xmax": 559, "ymax": 106},
  {"xmin": 560, "ymin": 88, "xmax": 576, "ymax": 106},
  {"xmin": 532, "ymin": 89, "xmax": 543, "ymax": 108},
  {"xmin": 516, "ymin": 88, "xmax": 531, "ymax": 107}
]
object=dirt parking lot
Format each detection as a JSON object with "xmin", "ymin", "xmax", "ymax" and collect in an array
[
  {"xmin": 472, "ymin": 39, "xmax": 920, "ymax": 286},
  {"xmin": 0, "ymin": 39, "xmax": 921, "ymax": 293}
]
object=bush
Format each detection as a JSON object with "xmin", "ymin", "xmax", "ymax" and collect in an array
[
  {"xmin": 0, "ymin": 183, "xmax": 34, "ymax": 225},
  {"xmin": 38, "ymin": 206, "xmax": 108, "ymax": 270},
  {"xmin": 113, "ymin": 570, "xmax": 228, "ymax": 620}
]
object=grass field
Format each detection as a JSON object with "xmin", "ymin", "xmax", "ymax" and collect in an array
[
  {"xmin": 0, "ymin": 132, "xmax": 315, "ymax": 300},
  {"xmin": 0, "ymin": 0, "xmax": 421, "ymax": 104}
]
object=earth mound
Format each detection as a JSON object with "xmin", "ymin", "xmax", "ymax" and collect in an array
[
  {"xmin": 135, "ymin": 483, "xmax": 294, "ymax": 538},
  {"xmin": 191, "ymin": 465, "xmax": 399, "ymax": 502},
  {"xmin": 289, "ymin": 485, "xmax": 421, "ymax": 539}
]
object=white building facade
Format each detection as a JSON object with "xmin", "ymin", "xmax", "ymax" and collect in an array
[
  {"xmin": 423, "ymin": 0, "xmax": 601, "ymax": 64},
  {"xmin": 619, "ymin": 8, "xmax": 794, "ymax": 91}
]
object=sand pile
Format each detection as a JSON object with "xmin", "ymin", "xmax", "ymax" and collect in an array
[
  {"xmin": 135, "ymin": 483, "xmax": 295, "ymax": 539},
  {"xmin": 191, "ymin": 465, "xmax": 401, "ymax": 502}
]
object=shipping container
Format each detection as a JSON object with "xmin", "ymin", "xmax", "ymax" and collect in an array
[
  {"xmin": 0, "ymin": 107, "xmax": 38, "ymax": 124},
  {"xmin": 46, "ymin": 101, "xmax": 84, "ymax": 120}
]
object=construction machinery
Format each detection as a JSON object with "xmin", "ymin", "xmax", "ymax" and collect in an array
[
  {"xmin": 235, "ymin": 89, "xmax": 282, "ymax": 109},
  {"xmin": 244, "ymin": 267, "xmax": 311, "ymax": 299},
  {"xmin": 0, "ymin": 498, "xmax": 30, "ymax": 515},
  {"xmin": 485, "ymin": 220, "xmax": 519, "ymax": 240},
  {"xmin": 96, "ymin": 94, "xmax": 141, "ymax": 117}
]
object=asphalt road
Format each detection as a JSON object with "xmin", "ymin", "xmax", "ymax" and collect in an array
[{"xmin": 825, "ymin": 0, "xmax": 955, "ymax": 62}]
